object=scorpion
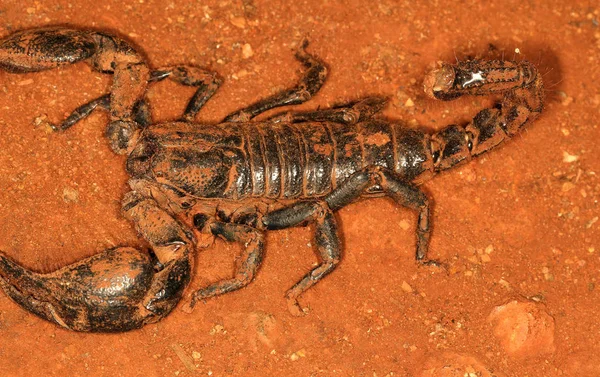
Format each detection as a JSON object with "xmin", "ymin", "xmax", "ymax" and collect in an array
[{"xmin": 0, "ymin": 27, "xmax": 544, "ymax": 332}]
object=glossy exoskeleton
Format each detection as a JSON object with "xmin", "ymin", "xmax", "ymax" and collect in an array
[{"xmin": 0, "ymin": 28, "xmax": 543, "ymax": 332}]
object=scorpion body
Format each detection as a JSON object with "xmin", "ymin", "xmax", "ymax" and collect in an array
[{"xmin": 0, "ymin": 28, "xmax": 543, "ymax": 332}]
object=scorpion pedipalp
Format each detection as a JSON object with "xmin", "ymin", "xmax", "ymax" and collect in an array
[
  {"xmin": 0, "ymin": 27, "xmax": 223, "ymax": 153},
  {"xmin": 0, "ymin": 190, "xmax": 195, "ymax": 332}
]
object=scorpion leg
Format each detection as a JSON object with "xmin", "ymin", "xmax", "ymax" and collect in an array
[
  {"xmin": 149, "ymin": 66, "xmax": 222, "ymax": 122},
  {"xmin": 223, "ymin": 40, "xmax": 327, "ymax": 122},
  {"xmin": 0, "ymin": 192, "xmax": 194, "ymax": 332},
  {"xmin": 187, "ymin": 222, "xmax": 264, "ymax": 310},
  {"xmin": 45, "ymin": 66, "xmax": 221, "ymax": 131},
  {"xmin": 257, "ymin": 167, "xmax": 435, "ymax": 315},
  {"xmin": 325, "ymin": 167, "xmax": 434, "ymax": 263},
  {"xmin": 262, "ymin": 201, "xmax": 340, "ymax": 316},
  {"xmin": 265, "ymin": 96, "xmax": 388, "ymax": 124}
]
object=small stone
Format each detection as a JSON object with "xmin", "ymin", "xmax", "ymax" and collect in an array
[
  {"xmin": 62, "ymin": 187, "xmax": 80, "ymax": 203},
  {"xmin": 558, "ymin": 91, "xmax": 573, "ymax": 106},
  {"xmin": 488, "ymin": 300, "xmax": 555, "ymax": 358},
  {"xmin": 562, "ymin": 151, "xmax": 579, "ymax": 163},
  {"xmin": 498, "ymin": 279, "xmax": 510, "ymax": 289},
  {"xmin": 561, "ymin": 96, "xmax": 573, "ymax": 106},
  {"xmin": 290, "ymin": 349, "xmax": 306, "ymax": 361},
  {"xmin": 399, "ymin": 219, "xmax": 411, "ymax": 230},
  {"xmin": 404, "ymin": 98, "xmax": 414, "ymax": 107},
  {"xmin": 230, "ymin": 16, "xmax": 246, "ymax": 28},
  {"xmin": 242, "ymin": 43, "xmax": 254, "ymax": 59},
  {"xmin": 561, "ymin": 182, "xmax": 575, "ymax": 192},
  {"xmin": 401, "ymin": 281, "xmax": 413, "ymax": 293},
  {"xmin": 420, "ymin": 352, "xmax": 503, "ymax": 377},
  {"xmin": 209, "ymin": 324, "xmax": 225, "ymax": 335}
]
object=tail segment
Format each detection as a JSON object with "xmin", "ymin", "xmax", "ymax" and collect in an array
[{"xmin": 423, "ymin": 59, "xmax": 544, "ymax": 172}]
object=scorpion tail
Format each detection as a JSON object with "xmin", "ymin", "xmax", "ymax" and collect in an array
[{"xmin": 423, "ymin": 59, "xmax": 544, "ymax": 172}]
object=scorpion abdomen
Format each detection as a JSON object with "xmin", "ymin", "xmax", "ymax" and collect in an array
[
  {"xmin": 131, "ymin": 120, "xmax": 434, "ymax": 201},
  {"xmin": 242, "ymin": 121, "xmax": 434, "ymax": 199}
]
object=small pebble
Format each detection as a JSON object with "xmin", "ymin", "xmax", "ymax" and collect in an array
[
  {"xmin": 401, "ymin": 281, "xmax": 413, "ymax": 293},
  {"xmin": 230, "ymin": 16, "xmax": 246, "ymax": 28},
  {"xmin": 62, "ymin": 187, "xmax": 80, "ymax": 203},
  {"xmin": 562, "ymin": 182, "xmax": 575, "ymax": 192},
  {"xmin": 562, "ymin": 151, "xmax": 579, "ymax": 163},
  {"xmin": 242, "ymin": 43, "xmax": 254, "ymax": 59},
  {"xmin": 290, "ymin": 349, "xmax": 306, "ymax": 361},
  {"xmin": 488, "ymin": 300, "xmax": 555, "ymax": 358},
  {"xmin": 420, "ymin": 352, "xmax": 502, "ymax": 377},
  {"xmin": 399, "ymin": 219, "xmax": 411, "ymax": 230}
]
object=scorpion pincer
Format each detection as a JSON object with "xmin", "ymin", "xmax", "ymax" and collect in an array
[{"xmin": 0, "ymin": 27, "xmax": 544, "ymax": 332}]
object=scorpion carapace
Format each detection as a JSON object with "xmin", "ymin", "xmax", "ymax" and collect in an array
[{"xmin": 0, "ymin": 28, "xmax": 544, "ymax": 332}]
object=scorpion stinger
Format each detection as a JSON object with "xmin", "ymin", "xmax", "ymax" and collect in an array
[{"xmin": 0, "ymin": 27, "xmax": 544, "ymax": 332}]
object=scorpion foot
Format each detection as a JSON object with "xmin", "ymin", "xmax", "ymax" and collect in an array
[
  {"xmin": 285, "ymin": 294, "xmax": 309, "ymax": 317},
  {"xmin": 418, "ymin": 258, "xmax": 447, "ymax": 271}
]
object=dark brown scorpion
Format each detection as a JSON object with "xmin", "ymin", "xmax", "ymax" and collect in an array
[{"xmin": 0, "ymin": 27, "xmax": 544, "ymax": 332}]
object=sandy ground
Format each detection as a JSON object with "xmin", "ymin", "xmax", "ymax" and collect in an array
[{"xmin": 0, "ymin": 0, "xmax": 598, "ymax": 376}]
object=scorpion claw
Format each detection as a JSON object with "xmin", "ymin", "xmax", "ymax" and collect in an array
[
  {"xmin": 0, "ymin": 247, "xmax": 191, "ymax": 332},
  {"xmin": 0, "ymin": 252, "xmax": 60, "ymax": 325}
]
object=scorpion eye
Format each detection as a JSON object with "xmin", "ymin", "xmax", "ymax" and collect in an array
[
  {"xmin": 432, "ymin": 149, "xmax": 441, "ymax": 164},
  {"xmin": 466, "ymin": 132, "xmax": 474, "ymax": 151},
  {"xmin": 430, "ymin": 140, "xmax": 442, "ymax": 165}
]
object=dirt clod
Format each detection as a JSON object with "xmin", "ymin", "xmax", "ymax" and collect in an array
[
  {"xmin": 420, "ymin": 352, "xmax": 504, "ymax": 377},
  {"xmin": 488, "ymin": 300, "xmax": 555, "ymax": 358}
]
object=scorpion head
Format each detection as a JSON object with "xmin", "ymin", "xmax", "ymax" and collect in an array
[{"xmin": 126, "ymin": 133, "xmax": 235, "ymax": 199}]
